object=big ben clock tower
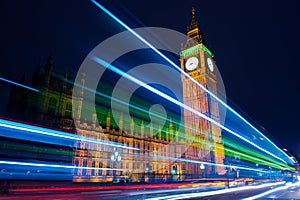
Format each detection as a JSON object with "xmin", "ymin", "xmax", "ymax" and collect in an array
[{"xmin": 180, "ymin": 8, "xmax": 225, "ymax": 175}]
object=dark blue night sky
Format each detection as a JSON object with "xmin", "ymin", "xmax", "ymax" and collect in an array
[{"xmin": 1, "ymin": 0, "xmax": 300, "ymax": 156}]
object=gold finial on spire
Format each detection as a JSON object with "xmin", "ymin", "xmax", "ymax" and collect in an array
[
  {"xmin": 188, "ymin": 7, "xmax": 198, "ymax": 31},
  {"xmin": 186, "ymin": 7, "xmax": 203, "ymax": 44},
  {"xmin": 192, "ymin": 7, "xmax": 195, "ymax": 19}
]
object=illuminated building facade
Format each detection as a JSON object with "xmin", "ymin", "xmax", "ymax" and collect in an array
[
  {"xmin": 72, "ymin": 8, "xmax": 225, "ymax": 182},
  {"xmin": 6, "ymin": 8, "xmax": 225, "ymax": 182},
  {"xmin": 179, "ymin": 8, "xmax": 225, "ymax": 175}
]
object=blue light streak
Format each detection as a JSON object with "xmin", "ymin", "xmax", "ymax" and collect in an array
[
  {"xmin": 89, "ymin": 0, "xmax": 294, "ymax": 164},
  {"xmin": 69, "ymin": 76, "xmax": 204, "ymax": 140},
  {"xmin": 145, "ymin": 181, "xmax": 286, "ymax": 200},
  {"xmin": 71, "ymin": 78, "xmax": 286, "ymax": 169},
  {"xmin": 0, "ymin": 160, "xmax": 125, "ymax": 171},
  {"xmin": 0, "ymin": 118, "xmax": 138, "ymax": 151},
  {"xmin": 140, "ymin": 151, "xmax": 274, "ymax": 172},
  {"xmin": 0, "ymin": 118, "xmax": 287, "ymax": 174},
  {"xmin": 0, "ymin": 77, "xmax": 40, "ymax": 92},
  {"xmin": 91, "ymin": 56, "xmax": 287, "ymax": 164},
  {"xmin": 243, "ymin": 181, "xmax": 300, "ymax": 200}
]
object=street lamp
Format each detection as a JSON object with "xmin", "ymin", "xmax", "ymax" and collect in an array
[
  {"xmin": 200, "ymin": 163, "xmax": 205, "ymax": 170},
  {"xmin": 146, "ymin": 163, "xmax": 151, "ymax": 183},
  {"xmin": 223, "ymin": 157, "xmax": 230, "ymax": 188},
  {"xmin": 200, "ymin": 163, "xmax": 205, "ymax": 177},
  {"xmin": 171, "ymin": 165, "xmax": 178, "ymax": 175},
  {"xmin": 111, "ymin": 148, "xmax": 121, "ymax": 183}
]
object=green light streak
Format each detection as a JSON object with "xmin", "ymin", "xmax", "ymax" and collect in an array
[
  {"xmin": 223, "ymin": 136, "xmax": 294, "ymax": 171},
  {"xmin": 0, "ymin": 142, "xmax": 74, "ymax": 157},
  {"xmin": 51, "ymin": 72, "xmax": 296, "ymax": 171}
]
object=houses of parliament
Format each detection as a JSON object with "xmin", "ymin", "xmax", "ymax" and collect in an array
[{"xmin": 6, "ymin": 8, "xmax": 225, "ymax": 182}]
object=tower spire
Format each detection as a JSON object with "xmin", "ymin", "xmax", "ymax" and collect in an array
[
  {"xmin": 188, "ymin": 7, "xmax": 198, "ymax": 31},
  {"xmin": 187, "ymin": 7, "xmax": 203, "ymax": 44}
]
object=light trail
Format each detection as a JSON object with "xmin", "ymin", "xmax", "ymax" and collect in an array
[
  {"xmin": 0, "ymin": 119, "xmax": 270, "ymax": 173},
  {"xmin": 89, "ymin": 0, "xmax": 294, "ymax": 165},
  {"xmin": 225, "ymin": 148, "xmax": 286, "ymax": 170},
  {"xmin": 0, "ymin": 118, "xmax": 138, "ymax": 150},
  {"xmin": 145, "ymin": 181, "xmax": 286, "ymax": 200},
  {"xmin": 242, "ymin": 181, "xmax": 300, "ymax": 200},
  {"xmin": 132, "ymin": 151, "xmax": 274, "ymax": 172},
  {"xmin": 91, "ymin": 55, "xmax": 287, "ymax": 164},
  {"xmin": 0, "ymin": 77, "xmax": 40, "ymax": 92},
  {"xmin": 0, "ymin": 76, "xmax": 290, "ymax": 176},
  {"xmin": 69, "ymin": 74, "xmax": 290, "ymax": 169},
  {"xmin": 10, "ymin": 181, "xmax": 225, "ymax": 193},
  {"xmin": 223, "ymin": 136, "xmax": 290, "ymax": 169},
  {"xmin": 65, "ymin": 74, "xmax": 215, "ymax": 142},
  {"xmin": 0, "ymin": 141, "xmax": 73, "ymax": 156},
  {"xmin": 70, "ymin": 76, "xmax": 290, "ymax": 169},
  {"xmin": 0, "ymin": 117, "xmax": 290, "ymax": 173},
  {"xmin": 0, "ymin": 160, "xmax": 125, "ymax": 171}
]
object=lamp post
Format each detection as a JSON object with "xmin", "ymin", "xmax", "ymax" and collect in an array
[
  {"xmin": 110, "ymin": 148, "xmax": 121, "ymax": 183},
  {"xmin": 200, "ymin": 163, "xmax": 205, "ymax": 170},
  {"xmin": 223, "ymin": 157, "xmax": 230, "ymax": 188},
  {"xmin": 146, "ymin": 163, "xmax": 151, "ymax": 183},
  {"xmin": 200, "ymin": 163, "xmax": 205, "ymax": 177}
]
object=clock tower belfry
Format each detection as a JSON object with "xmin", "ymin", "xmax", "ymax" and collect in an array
[{"xmin": 180, "ymin": 8, "xmax": 225, "ymax": 176}]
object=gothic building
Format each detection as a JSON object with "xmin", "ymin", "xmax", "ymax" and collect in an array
[
  {"xmin": 6, "ymin": 52, "xmax": 75, "ymax": 131},
  {"xmin": 6, "ymin": 8, "xmax": 225, "ymax": 183},
  {"xmin": 72, "ymin": 8, "xmax": 225, "ymax": 182},
  {"xmin": 180, "ymin": 8, "xmax": 225, "ymax": 175}
]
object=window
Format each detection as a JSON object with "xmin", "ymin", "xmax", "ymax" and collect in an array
[
  {"xmin": 65, "ymin": 102, "xmax": 72, "ymax": 118},
  {"xmin": 48, "ymin": 98, "xmax": 57, "ymax": 115}
]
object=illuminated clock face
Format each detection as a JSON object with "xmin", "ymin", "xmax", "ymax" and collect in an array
[
  {"xmin": 207, "ymin": 57, "xmax": 214, "ymax": 72},
  {"xmin": 185, "ymin": 57, "xmax": 199, "ymax": 71}
]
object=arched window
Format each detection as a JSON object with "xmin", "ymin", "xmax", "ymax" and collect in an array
[
  {"xmin": 65, "ymin": 102, "xmax": 72, "ymax": 118},
  {"xmin": 48, "ymin": 98, "xmax": 57, "ymax": 115},
  {"xmin": 127, "ymin": 142, "xmax": 130, "ymax": 153},
  {"xmin": 98, "ymin": 162, "xmax": 103, "ymax": 175}
]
